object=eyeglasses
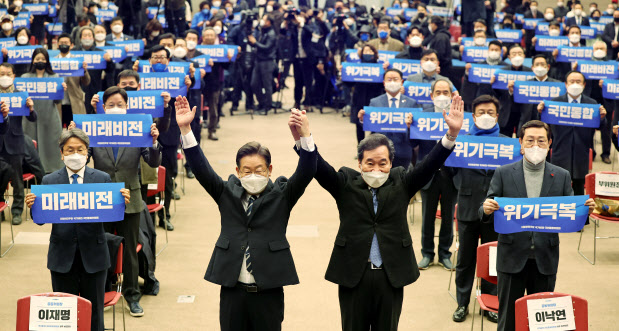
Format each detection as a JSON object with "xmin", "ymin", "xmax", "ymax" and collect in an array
[
  {"xmin": 240, "ymin": 169, "xmax": 268, "ymax": 177},
  {"xmin": 523, "ymin": 138, "xmax": 549, "ymax": 148},
  {"xmin": 151, "ymin": 56, "xmax": 167, "ymax": 61}
]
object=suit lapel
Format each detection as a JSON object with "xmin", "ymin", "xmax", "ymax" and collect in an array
[
  {"xmin": 539, "ymin": 163, "xmax": 555, "ymax": 197},
  {"xmin": 115, "ymin": 147, "xmax": 126, "ymax": 165},
  {"xmin": 105, "ymin": 147, "xmax": 114, "ymax": 163},
  {"xmin": 83, "ymin": 167, "xmax": 95, "ymax": 184},
  {"xmin": 375, "ymin": 180, "xmax": 393, "ymax": 219},
  {"xmin": 354, "ymin": 176, "xmax": 376, "ymax": 217},
  {"xmin": 511, "ymin": 161, "xmax": 527, "ymax": 197},
  {"xmin": 58, "ymin": 167, "xmax": 70, "ymax": 184}
]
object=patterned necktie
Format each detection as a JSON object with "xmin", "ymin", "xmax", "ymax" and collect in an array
[
  {"xmin": 71, "ymin": 174, "xmax": 79, "ymax": 184},
  {"xmin": 247, "ymin": 196, "xmax": 256, "ymax": 216},
  {"xmin": 390, "ymin": 97, "xmax": 397, "ymax": 108},
  {"xmin": 245, "ymin": 196, "xmax": 256, "ymax": 274},
  {"xmin": 369, "ymin": 188, "xmax": 383, "ymax": 267}
]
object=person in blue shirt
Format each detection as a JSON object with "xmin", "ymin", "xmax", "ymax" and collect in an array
[{"xmin": 191, "ymin": 1, "xmax": 212, "ymax": 36}]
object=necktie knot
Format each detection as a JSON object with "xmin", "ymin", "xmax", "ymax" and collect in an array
[
  {"xmin": 572, "ymin": 99, "xmax": 578, "ymax": 104},
  {"xmin": 71, "ymin": 174, "xmax": 79, "ymax": 184}
]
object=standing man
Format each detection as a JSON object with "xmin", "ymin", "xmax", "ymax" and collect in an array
[
  {"xmin": 494, "ymin": 44, "xmax": 531, "ymax": 137},
  {"xmin": 462, "ymin": 40, "xmax": 506, "ymax": 111},
  {"xmin": 175, "ymin": 97, "xmax": 317, "ymax": 331},
  {"xmin": 368, "ymin": 19, "xmax": 404, "ymax": 52},
  {"xmin": 304, "ymin": 91, "xmax": 463, "ymax": 330},
  {"xmin": 248, "ymin": 14, "xmax": 277, "ymax": 115},
  {"xmin": 407, "ymin": 50, "xmax": 455, "ymax": 111},
  {"xmin": 519, "ymin": 55, "xmax": 560, "ymax": 129},
  {"xmin": 601, "ymin": 9, "xmax": 619, "ymax": 61},
  {"xmin": 425, "ymin": 16, "xmax": 455, "ymax": 90},
  {"xmin": 481, "ymin": 120, "xmax": 595, "ymax": 331}
]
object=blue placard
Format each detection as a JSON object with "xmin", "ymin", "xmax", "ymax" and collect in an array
[
  {"xmin": 23, "ymin": 3, "xmax": 48, "ymax": 15},
  {"xmin": 46, "ymin": 23, "xmax": 63, "ymax": 36},
  {"xmin": 590, "ymin": 22, "xmax": 606, "ymax": 34},
  {"xmin": 495, "ymin": 29, "xmax": 522, "ymax": 43},
  {"xmin": 556, "ymin": 46, "xmax": 593, "ymax": 63},
  {"xmin": 0, "ymin": 38, "xmax": 16, "ymax": 49},
  {"xmin": 49, "ymin": 3, "xmax": 57, "ymax": 17},
  {"xmin": 147, "ymin": 6, "xmax": 162, "ymax": 19},
  {"xmin": 535, "ymin": 36, "xmax": 569, "ymax": 52},
  {"xmin": 389, "ymin": 59, "xmax": 421, "ymax": 78},
  {"xmin": 50, "ymin": 58, "xmax": 84, "ymax": 77},
  {"xmin": 14, "ymin": 77, "xmax": 64, "ymax": 100},
  {"xmin": 0, "ymin": 91, "xmax": 28, "ymax": 116},
  {"xmin": 192, "ymin": 55, "xmax": 212, "ymax": 73},
  {"xmin": 542, "ymin": 101, "xmax": 601, "ymax": 128},
  {"xmin": 341, "ymin": 62, "xmax": 384, "ymax": 83},
  {"xmin": 7, "ymin": 46, "xmax": 39, "ymax": 64},
  {"xmin": 137, "ymin": 60, "xmax": 190, "ymax": 75},
  {"xmin": 31, "ymin": 183, "xmax": 126, "ymax": 224},
  {"xmin": 410, "ymin": 112, "xmax": 474, "ymax": 140},
  {"xmin": 74, "ymin": 114, "xmax": 154, "ymax": 148},
  {"xmin": 96, "ymin": 90, "xmax": 165, "ymax": 118},
  {"xmin": 504, "ymin": 57, "xmax": 533, "ymax": 68},
  {"xmin": 139, "ymin": 72, "xmax": 188, "ymax": 98},
  {"xmin": 535, "ymin": 22, "xmax": 563, "ymax": 36},
  {"xmin": 580, "ymin": 26, "xmax": 596, "ymax": 39},
  {"xmin": 577, "ymin": 60, "xmax": 619, "ymax": 80},
  {"xmin": 513, "ymin": 81, "xmax": 566, "ymax": 104},
  {"xmin": 99, "ymin": 46, "xmax": 127, "ymax": 63},
  {"xmin": 378, "ymin": 50, "xmax": 399, "ymax": 63},
  {"xmin": 385, "ymin": 7, "xmax": 404, "ymax": 17},
  {"xmin": 110, "ymin": 39, "xmax": 144, "ymax": 57},
  {"xmin": 494, "ymin": 195, "xmax": 590, "ymax": 234},
  {"xmin": 523, "ymin": 18, "xmax": 543, "ymax": 30},
  {"xmin": 495, "ymin": 12, "xmax": 505, "ymax": 23},
  {"xmin": 16, "ymin": 12, "xmax": 30, "ymax": 19},
  {"xmin": 462, "ymin": 46, "xmax": 488, "ymax": 63},
  {"xmin": 460, "ymin": 37, "xmax": 496, "ymax": 47},
  {"xmin": 427, "ymin": 6, "xmax": 451, "ymax": 17},
  {"xmin": 403, "ymin": 81, "xmax": 432, "ymax": 104},
  {"xmin": 97, "ymin": 9, "xmax": 116, "ymax": 22},
  {"xmin": 403, "ymin": 8, "xmax": 418, "ymax": 20},
  {"xmin": 0, "ymin": 9, "xmax": 6, "ymax": 17},
  {"xmin": 602, "ymin": 79, "xmax": 619, "ymax": 100},
  {"xmin": 445, "ymin": 135, "xmax": 522, "ymax": 169},
  {"xmin": 491, "ymin": 70, "xmax": 536, "ymax": 90},
  {"xmin": 514, "ymin": 13, "xmax": 524, "ymax": 25},
  {"xmin": 13, "ymin": 16, "xmax": 30, "ymax": 29},
  {"xmin": 363, "ymin": 107, "xmax": 421, "ymax": 133},
  {"xmin": 345, "ymin": 49, "xmax": 360, "ymax": 62},
  {"xmin": 71, "ymin": 51, "xmax": 107, "ymax": 70},
  {"xmin": 157, "ymin": 15, "xmax": 168, "ymax": 29},
  {"xmin": 229, "ymin": 12, "xmax": 241, "ymax": 25},
  {"xmin": 469, "ymin": 64, "xmax": 504, "ymax": 84},
  {"xmin": 598, "ymin": 16, "xmax": 614, "ymax": 24},
  {"xmin": 195, "ymin": 45, "xmax": 236, "ymax": 62}
]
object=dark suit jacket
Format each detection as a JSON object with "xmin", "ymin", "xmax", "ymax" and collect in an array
[
  {"xmin": 0, "ymin": 105, "xmax": 37, "ymax": 155},
  {"xmin": 495, "ymin": 65, "xmax": 532, "ymax": 128},
  {"xmin": 45, "ymin": 167, "xmax": 112, "ymax": 274},
  {"xmin": 462, "ymin": 59, "xmax": 507, "ymax": 108},
  {"xmin": 317, "ymin": 142, "xmax": 453, "ymax": 288},
  {"xmin": 369, "ymin": 94, "xmax": 419, "ymax": 162},
  {"xmin": 520, "ymin": 76, "xmax": 561, "ymax": 123},
  {"xmin": 565, "ymin": 16, "xmax": 590, "ymax": 27},
  {"xmin": 549, "ymin": 93, "xmax": 598, "ymax": 179},
  {"xmin": 0, "ymin": 116, "xmax": 8, "ymax": 135},
  {"xmin": 185, "ymin": 144, "xmax": 317, "ymax": 290},
  {"xmin": 479, "ymin": 160, "xmax": 573, "ymax": 275},
  {"xmin": 601, "ymin": 22, "xmax": 619, "ymax": 60}
]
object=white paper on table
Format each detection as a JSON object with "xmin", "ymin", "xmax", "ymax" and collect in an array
[
  {"xmin": 595, "ymin": 173, "xmax": 619, "ymax": 197},
  {"xmin": 526, "ymin": 295, "xmax": 576, "ymax": 331},
  {"xmin": 489, "ymin": 245, "xmax": 497, "ymax": 277},
  {"xmin": 29, "ymin": 296, "xmax": 78, "ymax": 331}
]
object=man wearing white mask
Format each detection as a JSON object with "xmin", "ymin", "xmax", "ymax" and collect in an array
[
  {"xmin": 524, "ymin": 0, "xmax": 543, "ymax": 57},
  {"xmin": 175, "ymin": 98, "xmax": 317, "ymax": 331},
  {"xmin": 519, "ymin": 55, "xmax": 560, "ymax": 129},
  {"xmin": 600, "ymin": 9, "xmax": 619, "ymax": 60},
  {"xmin": 462, "ymin": 40, "xmax": 506, "ymax": 111},
  {"xmin": 565, "ymin": 3, "xmax": 590, "ymax": 28},
  {"xmin": 481, "ymin": 120, "xmax": 596, "ymax": 331},
  {"xmin": 537, "ymin": 70, "xmax": 607, "ymax": 196},
  {"xmin": 554, "ymin": 0, "xmax": 568, "ymax": 22},
  {"xmin": 395, "ymin": 26, "xmax": 425, "ymax": 60},
  {"xmin": 306, "ymin": 87, "xmax": 463, "ymax": 330},
  {"xmin": 406, "ymin": 49, "xmax": 455, "ymax": 111}
]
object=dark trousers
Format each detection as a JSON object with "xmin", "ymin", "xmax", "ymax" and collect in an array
[
  {"xmin": 356, "ymin": 123, "xmax": 365, "ymax": 143},
  {"xmin": 293, "ymin": 58, "xmax": 313, "ymax": 105},
  {"xmin": 61, "ymin": 104, "xmax": 73, "ymax": 128},
  {"xmin": 338, "ymin": 264, "xmax": 403, "ymax": 331},
  {"xmin": 104, "ymin": 212, "xmax": 141, "ymax": 303},
  {"xmin": 420, "ymin": 173, "xmax": 457, "ymax": 260},
  {"xmin": 497, "ymin": 259, "xmax": 556, "ymax": 331},
  {"xmin": 0, "ymin": 151, "xmax": 24, "ymax": 216},
  {"xmin": 165, "ymin": 7, "xmax": 186, "ymax": 37},
  {"xmin": 311, "ymin": 65, "xmax": 327, "ymax": 107},
  {"xmin": 499, "ymin": 110, "xmax": 520, "ymax": 137},
  {"xmin": 206, "ymin": 89, "xmax": 220, "ymax": 133},
  {"xmin": 220, "ymin": 285, "xmax": 284, "ymax": 331},
  {"xmin": 231, "ymin": 62, "xmax": 254, "ymax": 110},
  {"xmin": 51, "ymin": 251, "xmax": 106, "ymax": 331},
  {"xmin": 596, "ymin": 116, "xmax": 612, "ymax": 158},
  {"xmin": 161, "ymin": 145, "xmax": 178, "ymax": 217},
  {"xmin": 572, "ymin": 177, "xmax": 585, "ymax": 196},
  {"xmin": 455, "ymin": 220, "xmax": 498, "ymax": 307},
  {"xmin": 251, "ymin": 60, "xmax": 276, "ymax": 110}
]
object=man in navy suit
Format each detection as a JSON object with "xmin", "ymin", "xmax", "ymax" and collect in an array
[
  {"xmin": 358, "ymin": 68, "xmax": 420, "ymax": 169},
  {"xmin": 537, "ymin": 70, "xmax": 607, "ymax": 195},
  {"xmin": 564, "ymin": 3, "xmax": 590, "ymax": 28},
  {"xmin": 25, "ymin": 129, "xmax": 130, "ymax": 331}
]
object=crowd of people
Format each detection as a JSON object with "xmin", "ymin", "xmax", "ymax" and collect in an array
[{"xmin": 0, "ymin": 0, "xmax": 617, "ymax": 330}]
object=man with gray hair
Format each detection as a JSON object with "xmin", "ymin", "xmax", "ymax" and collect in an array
[{"xmin": 25, "ymin": 128, "xmax": 130, "ymax": 331}]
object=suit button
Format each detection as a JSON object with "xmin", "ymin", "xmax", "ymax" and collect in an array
[
  {"xmin": 248, "ymin": 228, "xmax": 251, "ymax": 232},
  {"xmin": 241, "ymin": 245, "xmax": 246, "ymax": 250}
]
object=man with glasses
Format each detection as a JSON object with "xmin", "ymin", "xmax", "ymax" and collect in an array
[
  {"xmin": 536, "ymin": 70, "xmax": 607, "ymax": 195},
  {"xmin": 481, "ymin": 120, "xmax": 595, "ymax": 331}
]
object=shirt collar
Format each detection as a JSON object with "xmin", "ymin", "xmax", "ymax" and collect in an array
[
  {"xmin": 387, "ymin": 92, "xmax": 401, "ymax": 104},
  {"xmin": 536, "ymin": 76, "xmax": 547, "ymax": 82},
  {"xmin": 568, "ymin": 94, "xmax": 582, "ymax": 103},
  {"xmin": 67, "ymin": 166, "xmax": 86, "ymax": 182}
]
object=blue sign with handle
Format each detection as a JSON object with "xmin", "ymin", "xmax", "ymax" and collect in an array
[
  {"xmin": 535, "ymin": 36, "xmax": 569, "ymax": 52},
  {"xmin": 99, "ymin": 46, "xmax": 126, "ymax": 63},
  {"xmin": 491, "ymin": 70, "xmax": 535, "ymax": 90},
  {"xmin": 602, "ymin": 79, "xmax": 619, "ymax": 100},
  {"xmin": 469, "ymin": 64, "xmax": 504, "ymax": 84},
  {"xmin": 50, "ymin": 58, "xmax": 84, "ymax": 77},
  {"xmin": 410, "ymin": 112, "xmax": 473, "ymax": 140},
  {"xmin": 96, "ymin": 90, "xmax": 165, "ymax": 118},
  {"xmin": 138, "ymin": 60, "xmax": 190, "ymax": 74},
  {"xmin": 23, "ymin": 3, "xmax": 48, "ymax": 15},
  {"xmin": 403, "ymin": 81, "xmax": 432, "ymax": 104},
  {"xmin": 192, "ymin": 55, "xmax": 212, "ymax": 73},
  {"xmin": 556, "ymin": 46, "xmax": 593, "ymax": 63},
  {"xmin": 74, "ymin": 114, "xmax": 154, "ymax": 148},
  {"xmin": 71, "ymin": 51, "xmax": 107, "ymax": 70},
  {"xmin": 14, "ymin": 77, "xmax": 64, "ymax": 100},
  {"xmin": 535, "ymin": 22, "xmax": 563, "ymax": 36},
  {"xmin": 495, "ymin": 29, "xmax": 522, "ymax": 43},
  {"xmin": 363, "ymin": 107, "xmax": 421, "ymax": 133},
  {"xmin": 462, "ymin": 46, "xmax": 488, "ymax": 63},
  {"xmin": 46, "ymin": 23, "xmax": 63, "ymax": 36},
  {"xmin": 195, "ymin": 45, "xmax": 237, "ymax": 62},
  {"xmin": 0, "ymin": 38, "xmax": 16, "ymax": 49},
  {"xmin": 523, "ymin": 18, "xmax": 543, "ymax": 30},
  {"xmin": 542, "ymin": 101, "xmax": 600, "ymax": 128},
  {"xmin": 514, "ymin": 81, "xmax": 565, "ymax": 104},
  {"xmin": 445, "ymin": 135, "xmax": 522, "ymax": 170},
  {"xmin": 139, "ymin": 72, "xmax": 188, "ymax": 98},
  {"xmin": 577, "ymin": 60, "xmax": 619, "ymax": 80},
  {"xmin": 7, "ymin": 46, "xmax": 39, "ymax": 64},
  {"xmin": 110, "ymin": 40, "xmax": 144, "ymax": 57},
  {"xmin": 341, "ymin": 63, "xmax": 384, "ymax": 83},
  {"xmin": 389, "ymin": 59, "xmax": 421, "ymax": 78}
]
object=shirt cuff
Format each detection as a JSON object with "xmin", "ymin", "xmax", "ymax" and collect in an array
[
  {"xmin": 441, "ymin": 135, "xmax": 456, "ymax": 149},
  {"xmin": 181, "ymin": 131, "xmax": 198, "ymax": 149},
  {"xmin": 300, "ymin": 135, "xmax": 315, "ymax": 152}
]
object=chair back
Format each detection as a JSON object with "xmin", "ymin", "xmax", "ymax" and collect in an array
[
  {"xmin": 114, "ymin": 243, "xmax": 124, "ymax": 274},
  {"xmin": 147, "ymin": 166, "xmax": 166, "ymax": 198},
  {"xmin": 515, "ymin": 292, "xmax": 588, "ymax": 331},
  {"xmin": 476, "ymin": 241, "xmax": 498, "ymax": 285},
  {"xmin": 585, "ymin": 172, "xmax": 619, "ymax": 201},
  {"xmin": 16, "ymin": 293, "xmax": 92, "ymax": 330}
]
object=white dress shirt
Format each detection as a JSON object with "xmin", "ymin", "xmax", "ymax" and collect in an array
[
  {"xmin": 67, "ymin": 166, "xmax": 86, "ymax": 184},
  {"xmin": 568, "ymin": 94, "xmax": 583, "ymax": 103},
  {"xmin": 387, "ymin": 92, "xmax": 401, "ymax": 108}
]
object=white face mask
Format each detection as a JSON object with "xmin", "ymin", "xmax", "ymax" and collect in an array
[
  {"xmin": 474, "ymin": 37, "xmax": 485, "ymax": 46},
  {"xmin": 409, "ymin": 36, "xmax": 422, "ymax": 47},
  {"xmin": 567, "ymin": 83, "xmax": 584, "ymax": 97},
  {"xmin": 81, "ymin": 38, "xmax": 94, "ymax": 47},
  {"xmin": 63, "ymin": 153, "xmax": 87, "ymax": 171},
  {"xmin": 173, "ymin": 47, "xmax": 187, "ymax": 58},
  {"xmin": 488, "ymin": 50, "xmax": 501, "ymax": 61},
  {"xmin": 530, "ymin": 6, "xmax": 537, "ymax": 12},
  {"xmin": 607, "ymin": 9, "xmax": 614, "ymax": 15},
  {"xmin": 574, "ymin": 9, "xmax": 582, "ymax": 16},
  {"xmin": 212, "ymin": 1, "xmax": 221, "ymax": 7},
  {"xmin": 17, "ymin": 35, "xmax": 28, "ymax": 45},
  {"xmin": 266, "ymin": 5, "xmax": 273, "ymax": 12},
  {"xmin": 106, "ymin": 107, "xmax": 127, "ymax": 114},
  {"xmin": 95, "ymin": 33, "xmax": 106, "ymax": 41},
  {"xmin": 433, "ymin": 95, "xmax": 451, "ymax": 112},
  {"xmin": 548, "ymin": 29, "xmax": 560, "ymax": 36},
  {"xmin": 421, "ymin": 60, "xmax": 437, "ymax": 73},
  {"xmin": 590, "ymin": 7, "xmax": 596, "ymax": 14},
  {"xmin": 361, "ymin": 171, "xmax": 389, "ymax": 188},
  {"xmin": 544, "ymin": 13, "xmax": 554, "ymax": 21},
  {"xmin": 14, "ymin": 0, "xmax": 22, "ymax": 7},
  {"xmin": 213, "ymin": 26, "xmax": 222, "ymax": 35},
  {"xmin": 1, "ymin": 23, "xmax": 11, "ymax": 31},
  {"xmin": 0, "ymin": 75, "xmax": 12, "ymax": 88},
  {"xmin": 569, "ymin": 34, "xmax": 581, "ymax": 44},
  {"xmin": 557, "ymin": 2, "xmax": 564, "ymax": 7},
  {"xmin": 240, "ymin": 173, "xmax": 269, "ymax": 195},
  {"xmin": 510, "ymin": 55, "xmax": 524, "ymax": 67},
  {"xmin": 111, "ymin": 24, "xmax": 123, "ymax": 34},
  {"xmin": 524, "ymin": 146, "xmax": 548, "ymax": 165},
  {"xmin": 385, "ymin": 81, "xmax": 402, "ymax": 94},
  {"xmin": 475, "ymin": 114, "xmax": 497, "ymax": 130},
  {"xmin": 533, "ymin": 66, "xmax": 548, "ymax": 77},
  {"xmin": 151, "ymin": 31, "xmax": 160, "ymax": 37},
  {"xmin": 186, "ymin": 40, "xmax": 197, "ymax": 50},
  {"xmin": 593, "ymin": 49, "xmax": 606, "ymax": 59}
]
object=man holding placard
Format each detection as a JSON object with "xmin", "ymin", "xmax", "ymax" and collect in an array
[
  {"xmin": 25, "ymin": 128, "xmax": 130, "ymax": 331},
  {"xmin": 480, "ymin": 120, "xmax": 595, "ymax": 331}
]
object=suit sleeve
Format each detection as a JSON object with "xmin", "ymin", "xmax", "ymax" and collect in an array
[
  {"xmin": 403, "ymin": 140, "xmax": 453, "ymax": 198},
  {"xmin": 563, "ymin": 170, "xmax": 574, "ymax": 196},
  {"xmin": 602, "ymin": 24, "xmax": 614, "ymax": 44},
  {"xmin": 283, "ymin": 148, "xmax": 317, "ymax": 209},
  {"xmin": 141, "ymin": 145, "xmax": 162, "ymax": 168},
  {"xmin": 184, "ymin": 145, "xmax": 226, "ymax": 201},
  {"xmin": 26, "ymin": 109, "xmax": 37, "ymax": 122},
  {"xmin": 479, "ymin": 166, "xmax": 503, "ymax": 223},
  {"xmin": 155, "ymin": 103, "xmax": 172, "ymax": 133},
  {"xmin": 0, "ymin": 116, "xmax": 8, "ymax": 135}
]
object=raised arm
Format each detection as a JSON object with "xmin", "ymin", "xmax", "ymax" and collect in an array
[{"xmin": 283, "ymin": 110, "xmax": 317, "ymax": 208}]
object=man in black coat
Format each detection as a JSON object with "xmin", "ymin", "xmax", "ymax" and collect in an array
[
  {"xmin": 601, "ymin": 9, "xmax": 619, "ymax": 60},
  {"xmin": 308, "ymin": 95, "xmax": 464, "ymax": 330},
  {"xmin": 462, "ymin": 40, "xmax": 506, "ymax": 111},
  {"xmin": 175, "ymin": 97, "xmax": 317, "ymax": 331},
  {"xmin": 26, "ymin": 128, "xmax": 131, "ymax": 331},
  {"xmin": 425, "ymin": 16, "xmax": 454, "ymax": 89},
  {"xmin": 480, "ymin": 120, "xmax": 595, "ymax": 331},
  {"xmin": 519, "ymin": 54, "xmax": 561, "ymax": 129},
  {"xmin": 249, "ymin": 14, "xmax": 277, "ymax": 114}
]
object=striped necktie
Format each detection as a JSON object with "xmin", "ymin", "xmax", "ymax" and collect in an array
[{"xmin": 245, "ymin": 196, "xmax": 256, "ymax": 274}]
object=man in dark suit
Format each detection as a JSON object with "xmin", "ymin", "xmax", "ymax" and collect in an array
[
  {"xmin": 523, "ymin": 0, "xmax": 543, "ymax": 57},
  {"xmin": 174, "ymin": 96, "xmax": 317, "ymax": 331},
  {"xmin": 536, "ymin": 70, "xmax": 607, "ymax": 195},
  {"xmin": 480, "ymin": 120, "xmax": 595, "ymax": 331},
  {"xmin": 25, "ymin": 128, "xmax": 131, "ymax": 331},
  {"xmin": 519, "ymin": 54, "xmax": 561, "ymax": 129},
  {"xmin": 358, "ymin": 69, "xmax": 420, "ymax": 169},
  {"xmin": 0, "ymin": 62, "xmax": 36, "ymax": 225},
  {"xmin": 395, "ymin": 26, "xmax": 425, "ymax": 60},
  {"xmin": 407, "ymin": 49, "xmax": 455, "ymax": 111},
  {"xmin": 564, "ymin": 3, "xmax": 590, "ymax": 28},
  {"xmin": 601, "ymin": 9, "xmax": 619, "ymax": 60},
  {"xmin": 310, "ymin": 93, "xmax": 463, "ymax": 330},
  {"xmin": 462, "ymin": 40, "xmax": 506, "ymax": 111}
]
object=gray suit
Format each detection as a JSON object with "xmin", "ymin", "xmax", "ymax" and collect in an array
[{"xmin": 406, "ymin": 72, "xmax": 454, "ymax": 111}]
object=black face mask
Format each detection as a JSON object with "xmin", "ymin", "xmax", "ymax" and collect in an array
[
  {"xmin": 615, "ymin": 17, "xmax": 619, "ymax": 23},
  {"xmin": 418, "ymin": 12, "xmax": 425, "ymax": 19},
  {"xmin": 33, "ymin": 62, "xmax": 46, "ymax": 70},
  {"xmin": 123, "ymin": 86, "xmax": 138, "ymax": 91},
  {"xmin": 58, "ymin": 44, "xmax": 70, "ymax": 53}
]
